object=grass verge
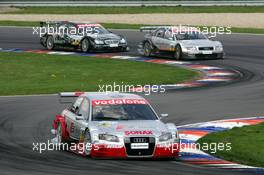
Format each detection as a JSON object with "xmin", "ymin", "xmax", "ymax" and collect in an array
[
  {"xmin": 197, "ymin": 122, "xmax": 264, "ymax": 167},
  {"xmin": 0, "ymin": 21, "xmax": 264, "ymax": 34},
  {"xmin": 0, "ymin": 52, "xmax": 197, "ymax": 96},
  {"xmin": 3, "ymin": 6, "xmax": 264, "ymax": 14}
]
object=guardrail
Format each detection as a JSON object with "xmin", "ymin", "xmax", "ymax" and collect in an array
[{"xmin": 0, "ymin": 1, "xmax": 264, "ymax": 7}]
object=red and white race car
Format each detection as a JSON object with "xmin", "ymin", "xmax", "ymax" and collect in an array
[{"xmin": 51, "ymin": 92, "xmax": 180, "ymax": 158}]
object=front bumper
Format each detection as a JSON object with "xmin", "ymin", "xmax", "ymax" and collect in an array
[
  {"xmin": 91, "ymin": 43, "xmax": 128, "ymax": 52},
  {"xmin": 182, "ymin": 51, "xmax": 224, "ymax": 59},
  {"xmin": 90, "ymin": 142, "xmax": 180, "ymax": 159}
]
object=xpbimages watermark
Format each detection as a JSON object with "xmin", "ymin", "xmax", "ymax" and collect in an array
[
  {"xmin": 32, "ymin": 140, "xmax": 232, "ymax": 154},
  {"xmin": 32, "ymin": 24, "xmax": 101, "ymax": 37},
  {"xmin": 98, "ymin": 82, "xmax": 166, "ymax": 95},
  {"xmin": 32, "ymin": 23, "xmax": 232, "ymax": 37}
]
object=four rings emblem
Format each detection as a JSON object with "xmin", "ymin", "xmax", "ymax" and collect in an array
[{"xmin": 133, "ymin": 138, "xmax": 147, "ymax": 143}]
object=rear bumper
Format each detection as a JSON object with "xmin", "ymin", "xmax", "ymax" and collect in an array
[{"xmin": 90, "ymin": 143, "xmax": 180, "ymax": 159}]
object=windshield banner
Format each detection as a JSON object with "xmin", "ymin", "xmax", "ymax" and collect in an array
[{"xmin": 92, "ymin": 99, "xmax": 148, "ymax": 106}]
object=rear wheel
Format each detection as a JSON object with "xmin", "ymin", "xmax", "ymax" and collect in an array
[
  {"xmin": 46, "ymin": 35, "xmax": 55, "ymax": 50},
  {"xmin": 174, "ymin": 45, "xmax": 182, "ymax": 60},
  {"xmin": 81, "ymin": 38, "xmax": 90, "ymax": 53},
  {"xmin": 143, "ymin": 42, "xmax": 152, "ymax": 57}
]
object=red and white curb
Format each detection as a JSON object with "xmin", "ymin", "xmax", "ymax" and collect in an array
[
  {"xmin": 1, "ymin": 48, "xmax": 241, "ymax": 90},
  {"xmin": 178, "ymin": 116, "xmax": 264, "ymax": 173}
]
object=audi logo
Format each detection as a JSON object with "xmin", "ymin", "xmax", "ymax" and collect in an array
[{"xmin": 133, "ymin": 138, "xmax": 147, "ymax": 143}]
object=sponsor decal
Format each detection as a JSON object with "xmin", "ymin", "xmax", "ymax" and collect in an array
[
  {"xmin": 131, "ymin": 143, "xmax": 149, "ymax": 149},
  {"xmin": 98, "ymin": 122, "xmax": 111, "ymax": 127},
  {"xmin": 124, "ymin": 130, "xmax": 153, "ymax": 136},
  {"xmin": 116, "ymin": 124, "xmax": 125, "ymax": 131},
  {"xmin": 92, "ymin": 99, "xmax": 148, "ymax": 106}
]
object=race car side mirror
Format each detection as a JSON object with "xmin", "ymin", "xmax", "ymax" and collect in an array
[
  {"xmin": 76, "ymin": 115, "xmax": 84, "ymax": 120},
  {"xmin": 160, "ymin": 113, "xmax": 169, "ymax": 119},
  {"xmin": 208, "ymin": 35, "xmax": 216, "ymax": 40}
]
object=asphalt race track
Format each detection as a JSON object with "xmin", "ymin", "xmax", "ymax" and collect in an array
[{"xmin": 0, "ymin": 27, "xmax": 264, "ymax": 175}]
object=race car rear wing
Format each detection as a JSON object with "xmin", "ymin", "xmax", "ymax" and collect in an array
[
  {"xmin": 59, "ymin": 92, "xmax": 85, "ymax": 103},
  {"xmin": 40, "ymin": 21, "xmax": 68, "ymax": 27},
  {"xmin": 139, "ymin": 26, "xmax": 171, "ymax": 32}
]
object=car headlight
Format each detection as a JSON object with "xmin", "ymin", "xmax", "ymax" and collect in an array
[
  {"xmin": 215, "ymin": 45, "xmax": 223, "ymax": 51},
  {"xmin": 99, "ymin": 134, "xmax": 119, "ymax": 142},
  {"xmin": 185, "ymin": 46, "xmax": 197, "ymax": 52},
  {"xmin": 94, "ymin": 39, "xmax": 104, "ymax": 45},
  {"xmin": 159, "ymin": 132, "xmax": 172, "ymax": 142},
  {"xmin": 120, "ymin": 38, "xmax": 126, "ymax": 44}
]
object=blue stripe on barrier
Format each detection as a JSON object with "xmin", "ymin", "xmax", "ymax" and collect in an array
[
  {"xmin": 128, "ymin": 57, "xmax": 153, "ymax": 61},
  {"xmin": 1, "ymin": 48, "xmax": 25, "ymax": 52},
  {"xmin": 180, "ymin": 153, "xmax": 218, "ymax": 160},
  {"xmin": 179, "ymin": 127, "xmax": 228, "ymax": 132}
]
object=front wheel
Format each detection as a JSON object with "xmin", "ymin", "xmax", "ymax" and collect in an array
[
  {"xmin": 46, "ymin": 35, "xmax": 55, "ymax": 50},
  {"xmin": 174, "ymin": 45, "xmax": 182, "ymax": 60},
  {"xmin": 81, "ymin": 38, "xmax": 90, "ymax": 53},
  {"xmin": 55, "ymin": 123, "xmax": 66, "ymax": 144},
  {"xmin": 83, "ymin": 130, "xmax": 92, "ymax": 156}
]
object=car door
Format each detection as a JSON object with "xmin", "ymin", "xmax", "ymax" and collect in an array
[
  {"xmin": 74, "ymin": 97, "xmax": 90, "ymax": 139},
  {"xmin": 64, "ymin": 97, "xmax": 83, "ymax": 139},
  {"xmin": 54, "ymin": 24, "xmax": 70, "ymax": 44},
  {"xmin": 164, "ymin": 29, "xmax": 177, "ymax": 51},
  {"xmin": 152, "ymin": 28, "xmax": 165, "ymax": 50}
]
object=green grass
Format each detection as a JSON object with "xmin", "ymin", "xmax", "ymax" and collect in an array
[
  {"xmin": 0, "ymin": 20, "xmax": 39, "ymax": 27},
  {"xmin": 0, "ymin": 52, "xmax": 197, "ymax": 96},
  {"xmin": 4, "ymin": 6, "xmax": 264, "ymax": 14},
  {"xmin": 197, "ymin": 122, "xmax": 264, "ymax": 167},
  {"xmin": 0, "ymin": 20, "xmax": 264, "ymax": 34}
]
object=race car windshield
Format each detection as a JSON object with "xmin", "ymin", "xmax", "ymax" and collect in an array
[
  {"xmin": 92, "ymin": 104, "xmax": 158, "ymax": 121},
  {"xmin": 175, "ymin": 32, "xmax": 207, "ymax": 40}
]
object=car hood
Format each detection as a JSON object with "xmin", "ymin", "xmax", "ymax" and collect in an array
[
  {"xmin": 92, "ymin": 120, "xmax": 169, "ymax": 137},
  {"xmin": 180, "ymin": 39, "xmax": 221, "ymax": 47},
  {"xmin": 90, "ymin": 33, "xmax": 121, "ymax": 40}
]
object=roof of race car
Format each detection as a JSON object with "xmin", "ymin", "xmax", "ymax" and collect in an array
[
  {"xmin": 80, "ymin": 92, "xmax": 145, "ymax": 101},
  {"xmin": 140, "ymin": 25, "xmax": 200, "ymax": 33},
  {"xmin": 164, "ymin": 26, "xmax": 200, "ymax": 33},
  {"xmin": 42, "ymin": 21, "xmax": 101, "ymax": 27}
]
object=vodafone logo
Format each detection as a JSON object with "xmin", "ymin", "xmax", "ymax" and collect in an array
[
  {"xmin": 92, "ymin": 99, "xmax": 148, "ymax": 106},
  {"xmin": 124, "ymin": 130, "xmax": 153, "ymax": 136}
]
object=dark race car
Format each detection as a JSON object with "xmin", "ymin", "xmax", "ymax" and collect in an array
[{"xmin": 40, "ymin": 21, "xmax": 129, "ymax": 52}]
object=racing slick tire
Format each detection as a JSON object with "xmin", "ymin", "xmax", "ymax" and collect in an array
[
  {"xmin": 46, "ymin": 35, "xmax": 55, "ymax": 50},
  {"xmin": 143, "ymin": 41, "xmax": 152, "ymax": 57},
  {"xmin": 174, "ymin": 45, "xmax": 182, "ymax": 60},
  {"xmin": 81, "ymin": 38, "xmax": 90, "ymax": 53},
  {"xmin": 83, "ymin": 129, "xmax": 92, "ymax": 156}
]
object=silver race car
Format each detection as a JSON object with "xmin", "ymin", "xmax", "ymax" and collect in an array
[
  {"xmin": 51, "ymin": 92, "xmax": 180, "ymax": 158},
  {"xmin": 140, "ymin": 26, "xmax": 224, "ymax": 60},
  {"xmin": 40, "ymin": 21, "xmax": 129, "ymax": 52}
]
